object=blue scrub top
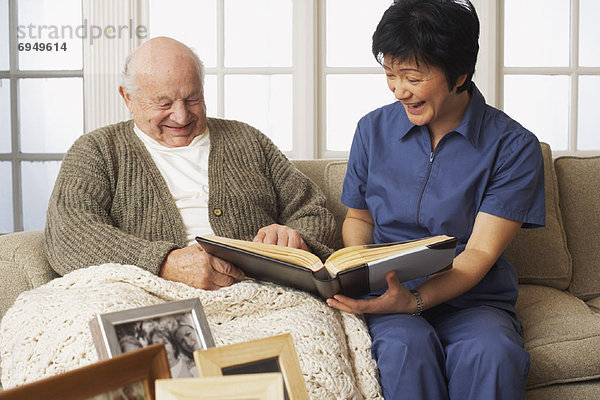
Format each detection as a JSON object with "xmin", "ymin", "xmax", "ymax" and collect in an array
[{"xmin": 341, "ymin": 84, "xmax": 545, "ymax": 311}]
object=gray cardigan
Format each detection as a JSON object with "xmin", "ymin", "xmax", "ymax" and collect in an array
[{"xmin": 45, "ymin": 118, "xmax": 336, "ymax": 276}]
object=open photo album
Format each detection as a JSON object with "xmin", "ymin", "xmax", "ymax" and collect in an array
[{"xmin": 196, "ymin": 235, "xmax": 458, "ymax": 299}]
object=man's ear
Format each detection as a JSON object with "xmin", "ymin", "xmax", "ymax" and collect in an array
[{"xmin": 119, "ymin": 86, "xmax": 134, "ymax": 113}]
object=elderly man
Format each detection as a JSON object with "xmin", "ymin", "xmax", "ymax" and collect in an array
[{"xmin": 45, "ymin": 37, "xmax": 336, "ymax": 290}]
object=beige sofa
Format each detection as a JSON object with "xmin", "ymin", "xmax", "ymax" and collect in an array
[{"xmin": 1, "ymin": 143, "xmax": 600, "ymax": 398}]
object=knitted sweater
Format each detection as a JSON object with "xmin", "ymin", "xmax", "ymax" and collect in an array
[{"xmin": 45, "ymin": 119, "xmax": 336, "ymax": 276}]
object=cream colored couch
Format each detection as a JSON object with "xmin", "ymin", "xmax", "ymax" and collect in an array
[{"xmin": 1, "ymin": 143, "xmax": 600, "ymax": 398}]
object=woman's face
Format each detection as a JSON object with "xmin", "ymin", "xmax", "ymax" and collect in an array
[
  {"xmin": 175, "ymin": 325, "xmax": 198, "ymax": 354},
  {"xmin": 383, "ymin": 55, "xmax": 468, "ymax": 137},
  {"xmin": 151, "ymin": 332, "xmax": 176, "ymax": 362}
]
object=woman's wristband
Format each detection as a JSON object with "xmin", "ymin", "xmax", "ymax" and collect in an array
[{"xmin": 410, "ymin": 289, "xmax": 424, "ymax": 316}]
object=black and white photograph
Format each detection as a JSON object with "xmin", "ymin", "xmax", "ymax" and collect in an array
[
  {"xmin": 89, "ymin": 298, "xmax": 214, "ymax": 379},
  {"xmin": 115, "ymin": 313, "xmax": 200, "ymax": 378}
]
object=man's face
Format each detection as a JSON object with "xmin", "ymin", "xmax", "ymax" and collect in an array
[{"xmin": 122, "ymin": 58, "xmax": 207, "ymax": 148}]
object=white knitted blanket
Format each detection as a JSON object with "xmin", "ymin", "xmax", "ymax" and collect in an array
[{"xmin": 0, "ymin": 264, "xmax": 382, "ymax": 399}]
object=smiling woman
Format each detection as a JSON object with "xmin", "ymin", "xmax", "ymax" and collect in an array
[{"xmin": 330, "ymin": 1, "xmax": 546, "ymax": 399}]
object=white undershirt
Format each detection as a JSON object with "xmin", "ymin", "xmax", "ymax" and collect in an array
[{"xmin": 134, "ymin": 124, "xmax": 213, "ymax": 246}]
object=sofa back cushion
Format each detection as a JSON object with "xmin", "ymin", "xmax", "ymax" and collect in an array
[
  {"xmin": 324, "ymin": 161, "xmax": 349, "ymax": 250},
  {"xmin": 504, "ymin": 142, "xmax": 572, "ymax": 289},
  {"xmin": 293, "ymin": 159, "xmax": 347, "ymax": 250},
  {"xmin": 291, "ymin": 159, "xmax": 330, "ymax": 194},
  {"xmin": 554, "ymin": 155, "xmax": 600, "ymax": 300}
]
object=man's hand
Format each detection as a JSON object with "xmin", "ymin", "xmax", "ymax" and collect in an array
[
  {"xmin": 326, "ymin": 271, "xmax": 418, "ymax": 315},
  {"xmin": 253, "ymin": 224, "xmax": 310, "ymax": 251},
  {"xmin": 159, "ymin": 244, "xmax": 245, "ymax": 290}
]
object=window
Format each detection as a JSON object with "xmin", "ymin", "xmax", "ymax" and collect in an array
[
  {"xmin": 0, "ymin": 0, "xmax": 83, "ymax": 233},
  {"xmin": 150, "ymin": 0, "xmax": 294, "ymax": 153},
  {"xmin": 6, "ymin": 0, "xmax": 598, "ymax": 234},
  {"xmin": 320, "ymin": 0, "xmax": 394, "ymax": 156},
  {"xmin": 148, "ymin": 0, "xmax": 394, "ymax": 159},
  {"xmin": 500, "ymin": 0, "xmax": 600, "ymax": 155}
]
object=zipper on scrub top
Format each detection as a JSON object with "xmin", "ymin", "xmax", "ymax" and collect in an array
[{"xmin": 415, "ymin": 151, "xmax": 435, "ymax": 226}]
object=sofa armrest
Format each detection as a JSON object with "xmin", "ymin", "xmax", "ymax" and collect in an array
[{"xmin": 0, "ymin": 230, "xmax": 57, "ymax": 322}]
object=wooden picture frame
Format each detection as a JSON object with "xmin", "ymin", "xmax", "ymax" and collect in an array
[
  {"xmin": 0, "ymin": 344, "xmax": 171, "ymax": 400},
  {"xmin": 89, "ymin": 298, "xmax": 214, "ymax": 379},
  {"xmin": 193, "ymin": 333, "xmax": 309, "ymax": 400},
  {"xmin": 155, "ymin": 374, "xmax": 284, "ymax": 400}
]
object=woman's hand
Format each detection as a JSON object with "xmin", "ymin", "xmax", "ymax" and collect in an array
[
  {"xmin": 326, "ymin": 270, "xmax": 418, "ymax": 314},
  {"xmin": 328, "ymin": 212, "xmax": 524, "ymax": 315}
]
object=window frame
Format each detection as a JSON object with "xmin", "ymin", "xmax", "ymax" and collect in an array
[
  {"xmin": 143, "ymin": 0, "xmax": 393, "ymax": 159},
  {"xmin": 0, "ymin": 0, "xmax": 83, "ymax": 233},
  {"xmin": 496, "ymin": 0, "xmax": 600, "ymax": 157},
  {"xmin": 316, "ymin": 0, "xmax": 384, "ymax": 159},
  {"xmin": 198, "ymin": 0, "xmax": 307, "ymax": 158}
]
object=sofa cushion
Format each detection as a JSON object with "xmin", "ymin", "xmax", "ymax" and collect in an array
[
  {"xmin": 504, "ymin": 143, "xmax": 572, "ymax": 289},
  {"xmin": 291, "ymin": 159, "xmax": 330, "ymax": 193},
  {"xmin": 516, "ymin": 285, "xmax": 600, "ymax": 389},
  {"xmin": 554, "ymin": 155, "xmax": 600, "ymax": 300},
  {"xmin": 587, "ymin": 297, "xmax": 600, "ymax": 314},
  {"xmin": 293, "ymin": 159, "xmax": 347, "ymax": 250},
  {"xmin": 0, "ymin": 230, "xmax": 57, "ymax": 322},
  {"xmin": 324, "ymin": 161, "xmax": 349, "ymax": 250},
  {"xmin": 525, "ymin": 381, "xmax": 600, "ymax": 400}
]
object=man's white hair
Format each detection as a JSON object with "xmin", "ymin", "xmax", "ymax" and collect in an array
[{"xmin": 119, "ymin": 44, "xmax": 206, "ymax": 98}]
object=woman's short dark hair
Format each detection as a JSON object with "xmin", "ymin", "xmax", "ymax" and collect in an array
[{"xmin": 373, "ymin": 0, "xmax": 479, "ymax": 93}]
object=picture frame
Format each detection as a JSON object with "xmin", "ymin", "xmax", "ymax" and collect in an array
[
  {"xmin": 155, "ymin": 373, "xmax": 284, "ymax": 400},
  {"xmin": 90, "ymin": 298, "xmax": 214, "ymax": 379},
  {"xmin": 193, "ymin": 333, "xmax": 309, "ymax": 400},
  {"xmin": 0, "ymin": 344, "xmax": 171, "ymax": 400}
]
